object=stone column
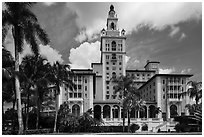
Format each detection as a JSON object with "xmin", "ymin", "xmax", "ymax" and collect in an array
[
  {"xmin": 101, "ymin": 106, "xmax": 103, "ymax": 119},
  {"xmin": 147, "ymin": 107, "xmax": 149, "ymax": 118},
  {"xmin": 110, "ymin": 106, "xmax": 113, "ymax": 119}
]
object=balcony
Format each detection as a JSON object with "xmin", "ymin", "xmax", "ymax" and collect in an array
[
  {"xmin": 103, "ymin": 118, "xmax": 163, "ymax": 122},
  {"xmin": 111, "ymin": 58, "xmax": 117, "ymax": 62}
]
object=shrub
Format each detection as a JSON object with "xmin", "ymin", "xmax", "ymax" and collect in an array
[
  {"xmin": 141, "ymin": 123, "xmax": 148, "ymax": 131},
  {"xmin": 130, "ymin": 124, "xmax": 140, "ymax": 133},
  {"xmin": 174, "ymin": 123, "xmax": 191, "ymax": 132}
]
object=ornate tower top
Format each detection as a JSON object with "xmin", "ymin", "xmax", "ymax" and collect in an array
[
  {"xmin": 108, "ymin": 5, "xmax": 116, "ymax": 18},
  {"xmin": 110, "ymin": 5, "xmax": 114, "ymax": 11}
]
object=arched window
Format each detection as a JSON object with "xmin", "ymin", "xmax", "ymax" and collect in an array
[
  {"xmin": 149, "ymin": 105, "xmax": 156, "ymax": 118},
  {"xmin": 103, "ymin": 105, "xmax": 111, "ymax": 118},
  {"xmin": 72, "ymin": 104, "xmax": 80, "ymax": 117},
  {"xmin": 111, "ymin": 22, "xmax": 115, "ymax": 30},
  {"xmin": 112, "ymin": 72, "xmax": 116, "ymax": 79},
  {"xmin": 170, "ymin": 104, "xmax": 178, "ymax": 118},
  {"xmin": 112, "ymin": 105, "xmax": 120, "ymax": 118},
  {"xmin": 94, "ymin": 105, "xmax": 101, "ymax": 120},
  {"xmin": 111, "ymin": 41, "xmax": 116, "ymax": 51}
]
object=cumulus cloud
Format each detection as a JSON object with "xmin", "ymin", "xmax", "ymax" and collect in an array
[
  {"xmin": 68, "ymin": 2, "xmax": 201, "ymax": 42},
  {"xmin": 69, "ymin": 41, "xmax": 101, "ymax": 69},
  {"xmin": 181, "ymin": 68, "xmax": 192, "ymax": 74},
  {"xmin": 4, "ymin": 31, "xmax": 63, "ymax": 65},
  {"xmin": 179, "ymin": 33, "xmax": 187, "ymax": 41},
  {"xmin": 169, "ymin": 26, "xmax": 180, "ymax": 37},
  {"xmin": 69, "ymin": 41, "xmax": 131, "ymax": 69},
  {"xmin": 159, "ymin": 67, "xmax": 176, "ymax": 74},
  {"xmin": 20, "ymin": 44, "xmax": 63, "ymax": 65},
  {"xmin": 43, "ymin": 2, "xmax": 55, "ymax": 6}
]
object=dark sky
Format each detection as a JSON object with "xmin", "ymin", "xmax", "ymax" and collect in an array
[{"xmin": 4, "ymin": 2, "xmax": 202, "ymax": 81}]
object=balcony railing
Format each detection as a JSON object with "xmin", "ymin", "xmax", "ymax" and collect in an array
[{"xmin": 103, "ymin": 118, "xmax": 163, "ymax": 122}]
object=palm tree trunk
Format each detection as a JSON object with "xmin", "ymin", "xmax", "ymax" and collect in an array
[
  {"xmin": 12, "ymin": 99, "xmax": 16, "ymax": 131},
  {"xmin": 25, "ymin": 93, "xmax": 30, "ymax": 130},
  {"xmin": 2, "ymin": 101, "xmax": 5, "ymax": 131},
  {"xmin": 14, "ymin": 26, "xmax": 24, "ymax": 134},
  {"xmin": 122, "ymin": 107, "xmax": 125, "ymax": 132},
  {"xmin": 54, "ymin": 84, "xmax": 60, "ymax": 132},
  {"xmin": 127, "ymin": 109, "xmax": 130, "ymax": 132},
  {"xmin": 35, "ymin": 89, "xmax": 39, "ymax": 129}
]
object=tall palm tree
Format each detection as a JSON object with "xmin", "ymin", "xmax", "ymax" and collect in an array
[
  {"xmin": 122, "ymin": 88, "xmax": 144, "ymax": 132},
  {"xmin": 186, "ymin": 81, "xmax": 202, "ymax": 105},
  {"xmin": 3, "ymin": 2, "xmax": 49, "ymax": 134},
  {"xmin": 48, "ymin": 61, "xmax": 75, "ymax": 132},
  {"xmin": 112, "ymin": 75, "xmax": 141, "ymax": 132},
  {"xmin": 2, "ymin": 48, "xmax": 16, "ymax": 130},
  {"xmin": 19, "ymin": 55, "xmax": 51, "ymax": 130}
]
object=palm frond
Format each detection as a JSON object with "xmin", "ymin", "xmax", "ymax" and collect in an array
[{"xmin": 34, "ymin": 23, "xmax": 50, "ymax": 45}]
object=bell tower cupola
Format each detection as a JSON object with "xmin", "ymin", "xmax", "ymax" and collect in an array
[{"xmin": 107, "ymin": 5, "xmax": 118, "ymax": 31}]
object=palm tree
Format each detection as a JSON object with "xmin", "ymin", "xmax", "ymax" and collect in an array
[
  {"xmin": 2, "ymin": 48, "xmax": 16, "ymax": 130},
  {"xmin": 186, "ymin": 81, "xmax": 202, "ymax": 105},
  {"xmin": 112, "ymin": 75, "xmax": 141, "ymax": 132},
  {"xmin": 123, "ymin": 92, "xmax": 145, "ymax": 132},
  {"xmin": 154, "ymin": 107, "xmax": 162, "ymax": 118},
  {"xmin": 19, "ymin": 55, "xmax": 51, "ymax": 130},
  {"xmin": 48, "ymin": 62, "xmax": 75, "ymax": 132},
  {"xmin": 3, "ymin": 2, "xmax": 49, "ymax": 134}
]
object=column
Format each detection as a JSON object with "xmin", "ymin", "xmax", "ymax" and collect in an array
[
  {"xmin": 147, "ymin": 107, "xmax": 149, "ymax": 118},
  {"xmin": 101, "ymin": 106, "xmax": 103, "ymax": 119},
  {"xmin": 110, "ymin": 106, "xmax": 113, "ymax": 119},
  {"xmin": 118, "ymin": 107, "xmax": 121, "ymax": 119}
]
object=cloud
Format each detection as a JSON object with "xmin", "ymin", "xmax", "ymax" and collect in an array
[
  {"xmin": 179, "ymin": 33, "xmax": 187, "ymax": 41},
  {"xmin": 74, "ymin": 19, "xmax": 106, "ymax": 42},
  {"xmin": 67, "ymin": 3, "xmax": 201, "ymax": 42},
  {"xmin": 181, "ymin": 68, "xmax": 192, "ymax": 74},
  {"xmin": 20, "ymin": 44, "xmax": 63, "ymax": 65},
  {"xmin": 4, "ymin": 30, "xmax": 63, "ymax": 65},
  {"xmin": 69, "ymin": 41, "xmax": 131, "ymax": 69},
  {"xmin": 159, "ymin": 67, "xmax": 176, "ymax": 74},
  {"xmin": 43, "ymin": 2, "xmax": 55, "ymax": 6},
  {"xmin": 169, "ymin": 26, "xmax": 180, "ymax": 37},
  {"xmin": 69, "ymin": 41, "xmax": 101, "ymax": 69}
]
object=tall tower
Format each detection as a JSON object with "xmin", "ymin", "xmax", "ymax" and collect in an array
[{"xmin": 100, "ymin": 5, "xmax": 126, "ymax": 101}]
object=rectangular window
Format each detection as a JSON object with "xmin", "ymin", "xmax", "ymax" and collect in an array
[
  {"xmin": 69, "ymin": 93, "xmax": 73, "ymax": 98},
  {"xmin": 74, "ymin": 93, "xmax": 77, "ymax": 98},
  {"xmin": 119, "ymin": 67, "xmax": 122, "ymax": 70},
  {"xmin": 78, "ymin": 93, "xmax": 82, "ymax": 98},
  {"xmin": 119, "ymin": 55, "xmax": 122, "ymax": 60},
  {"xmin": 106, "ymin": 44, "xmax": 110, "ymax": 51},
  {"xmin": 78, "ymin": 76, "xmax": 82, "ymax": 81},
  {"xmin": 74, "ymin": 76, "xmax": 77, "ymax": 81},
  {"xmin": 119, "ymin": 62, "xmax": 122, "ymax": 65},
  {"xmin": 106, "ymin": 62, "xmax": 109, "ymax": 65},
  {"xmin": 78, "ymin": 85, "xmax": 82, "ymax": 89},
  {"xmin": 106, "ymin": 91, "xmax": 109, "ymax": 94},
  {"xmin": 107, "ymin": 86, "xmax": 109, "ymax": 89},
  {"xmin": 85, "ymin": 78, "xmax": 87, "ymax": 83},
  {"xmin": 113, "ymin": 62, "xmax": 115, "ymax": 65},
  {"xmin": 163, "ymin": 94, "xmax": 165, "ymax": 99},
  {"xmin": 163, "ymin": 80, "xmax": 165, "ymax": 84},
  {"xmin": 106, "ymin": 67, "xmax": 109, "ymax": 70},
  {"xmin": 85, "ymin": 86, "xmax": 87, "ymax": 91},
  {"xmin": 106, "ymin": 55, "xmax": 109, "ymax": 59}
]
